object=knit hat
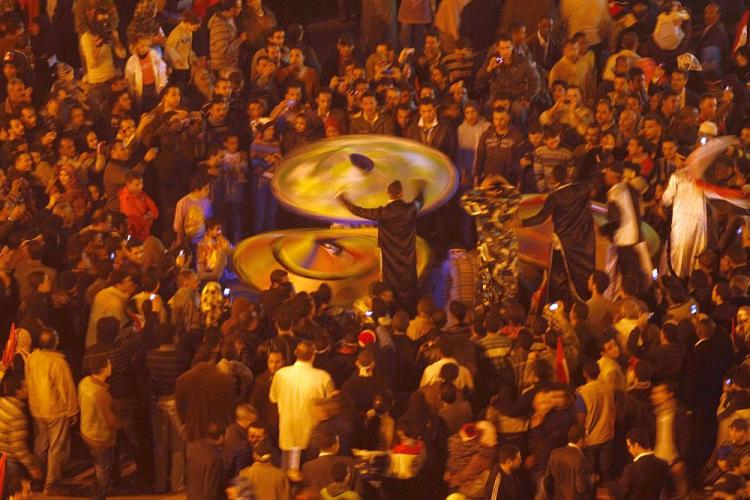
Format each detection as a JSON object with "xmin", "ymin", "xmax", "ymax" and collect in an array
[{"xmin": 358, "ymin": 329, "xmax": 376, "ymax": 347}]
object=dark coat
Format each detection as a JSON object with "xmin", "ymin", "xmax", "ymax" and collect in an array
[
  {"xmin": 527, "ymin": 33, "xmax": 563, "ymax": 72},
  {"xmin": 341, "ymin": 194, "xmax": 423, "ymax": 312},
  {"xmin": 681, "ymin": 334, "xmax": 735, "ymax": 412},
  {"xmin": 405, "ymin": 121, "xmax": 457, "ymax": 159},
  {"xmin": 614, "ymin": 453, "xmax": 670, "ymax": 500},
  {"xmin": 544, "ymin": 445, "xmax": 591, "ymax": 500},
  {"xmin": 186, "ymin": 439, "xmax": 224, "ymax": 500},
  {"xmin": 484, "ymin": 465, "xmax": 523, "ymax": 500},
  {"xmin": 300, "ymin": 454, "xmax": 356, "ymax": 492},
  {"xmin": 521, "ymin": 182, "xmax": 595, "ymax": 300}
]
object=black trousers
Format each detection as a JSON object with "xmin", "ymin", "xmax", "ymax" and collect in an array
[{"xmin": 617, "ymin": 244, "xmax": 643, "ymax": 281}]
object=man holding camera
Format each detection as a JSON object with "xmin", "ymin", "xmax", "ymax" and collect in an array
[
  {"xmin": 80, "ymin": 7, "xmax": 125, "ymax": 117},
  {"xmin": 476, "ymin": 34, "xmax": 541, "ymax": 126}
]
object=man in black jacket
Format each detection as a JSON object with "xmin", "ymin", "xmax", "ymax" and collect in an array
[
  {"xmin": 614, "ymin": 428, "xmax": 670, "ymax": 500},
  {"xmin": 519, "ymin": 164, "xmax": 594, "ymax": 303},
  {"xmin": 485, "ymin": 443, "xmax": 523, "ymax": 500},
  {"xmin": 339, "ymin": 178, "xmax": 425, "ymax": 314}
]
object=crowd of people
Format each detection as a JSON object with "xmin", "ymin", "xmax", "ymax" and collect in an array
[{"xmin": 1, "ymin": 0, "xmax": 750, "ymax": 499}]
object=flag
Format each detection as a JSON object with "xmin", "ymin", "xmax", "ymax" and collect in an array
[
  {"xmin": 2, "ymin": 323, "xmax": 16, "ymax": 367},
  {"xmin": 696, "ymin": 180, "xmax": 750, "ymax": 210},
  {"xmin": 733, "ymin": 10, "xmax": 750, "ymax": 54},
  {"xmin": 554, "ymin": 334, "xmax": 569, "ymax": 385},
  {"xmin": 0, "ymin": 452, "xmax": 7, "ymax": 499}
]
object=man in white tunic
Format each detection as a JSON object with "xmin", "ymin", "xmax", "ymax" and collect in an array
[
  {"xmin": 269, "ymin": 340, "xmax": 335, "ymax": 472},
  {"xmin": 661, "ymin": 160, "xmax": 707, "ymax": 278}
]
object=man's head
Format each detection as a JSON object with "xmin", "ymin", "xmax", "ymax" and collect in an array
[
  {"xmin": 563, "ymin": 39, "xmax": 579, "ymax": 61},
  {"xmin": 642, "ymin": 114, "xmax": 663, "ymax": 141},
  {"xmin": 595, "ymin": 99, "xmax": 614, "ymax": 127},
  {"xmin": 247, "ymin": 422, "xmax": 266, "ymax": 447},
  {"xmin": 288, "ymin": 46, "xmax": 305, "ymax": 68},
  {"xmin": 492, "ymin": 107, "xmax": 510, "ymax": 131},
  {"xmin": 125, "ymin": 170, "xmax": 144, "ymax": 195},
  {"xmin": 730, "ymin": 417, "xmax": 749, "ymax": 444},
  {"xmin": 568, "ymin": 424, "xmax": 585, "ymax": 447},
  {"xmin": 267, "ymin": 350, "xmax": 285, "ymax": 374},
  {"xmin": 626, "ymin": 428, "xmax": 651, "ymax": 457},
  {"xmin": 190, "ymin": 173, "xmax": 211, "ymax": 197},
  {"xmin": 295, "ymin": 340, "xmax": 315, "ymax": 362},
  {"xmin": 498, "ymin": 443, "xmax": 522, "ymax": 471},
  {"xmin": 496, "ymin": 33, "xmax": 513, "ymax": 61},
  {"xmin": 86, "ymin": 353, "xmax": 112, "ymax": 380},
  {"xmin": 538, "ymin": 16, "xmax": 553, "ymax": 38},
  {"xmin": 387, "ymin": 180, "xmax": 403, "ymax": 200},
  {"xmin": 704, "ymin": 3, "xmax": 721, "ymax": 25},
  {"xmin": 670, "ymin": 69, "xmax": 688, "ymax": 93},
  {"xmin": 110, "ymin": 269, "xmax": 137, "ymax": 296},
  {"xmin": 28, "ymin": 270, "xmax": 51, "ymax": 294},
  {"xmin": 133, "ymin": 34, "xmax": 152, "ymax": 58},
  {"xmin": 418, "ymin": 98, "xmax": 437, "ymax": 124},
  {"xmin": 424, "ymin": 30, "xmax": 440, "ymax": 55},
  {"xmin": 235, "ymin": 403, "xmax": 258, "ymax": 429}
]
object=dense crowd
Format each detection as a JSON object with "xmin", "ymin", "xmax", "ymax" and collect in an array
[{"xmin": 2, "ymin": 0, "xmax": 750, "ymax": 499}]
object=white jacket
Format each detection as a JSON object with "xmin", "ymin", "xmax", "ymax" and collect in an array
[{"xmin": 125, "ymin": 49, "xmax": 168, "ymax": 103}]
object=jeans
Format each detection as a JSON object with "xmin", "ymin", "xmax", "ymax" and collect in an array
[
  {"xmin": 584, "ymin": 440, "xmax": 613, "ymax": 482},
  {"xmin": 33, "ymin": 416, "xmax": 71, "ymax": 489},
  {"xmin": 150, "ymin": 397, "xmax": 185, "ymax": 493},
  {"xmin": 253, "ymin": 181, "xmax": 277, "ymax": 234},
  {"xmin": 399, "ymin": 22, "xmax": 427, "ymax": 52},
  {"xmin": 87, "ymin": 444, "xmax": 114, "ymax": 500}
]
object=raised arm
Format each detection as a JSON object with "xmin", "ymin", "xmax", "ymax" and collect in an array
[{"xmin": 338, "ymin": 194, "xmax": 385, "ymax": 222}]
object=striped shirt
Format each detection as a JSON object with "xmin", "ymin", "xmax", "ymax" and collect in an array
[
  {"xmin": 0, "ymin": 396, "xmax": 34, "ymax": 470},
  {"xmin": 476, "ymin": 333, "xmax": 513, "ymax": 372},
  {"xmin": 147, "ymin": 348, "xmax": 190, "ymax": 397},
  {"xmin": 533, "ymin": 146, "xmax": 573, "ymax": 192}
]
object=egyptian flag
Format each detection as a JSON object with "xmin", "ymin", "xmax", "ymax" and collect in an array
[
  {"xmin": 555, "ymin": 334, "xmax": 569, "ymax": 385},
  {"xmin": 2, "ymin": 324, "xmax": 16, "ymax": 368},
  {"xmin": 734, "ymin": 10, "xmax": 750, "ymax": 54},
  {"xmin": 0, "ymin": 452, "xmax": 6, "ymax": 499},
  {"xmin": 696, "ymin": 180, "xmax": 750, "ymax": 210}
]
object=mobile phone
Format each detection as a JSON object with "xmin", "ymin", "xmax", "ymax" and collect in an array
[
  {"xmin": 495, "ymin": 57, "xmax": 503, "ymax": 64},
  {"xmin": 223, "ymin": 287, "xmax": 230, "ymax": 297},
  {"xmin": 149, "ymin": 293, "xmax": 156, "ymax": 300},
  {"xmin": 178, "ymin": 250, "xmax": 184, "ymax": 257},
  {"xmin": 549, "ymin": 303, "xmax": 559, "ymax": 311},
  {"xmin": 700, "ymin": 137, "xmax": 708, "ymax": 145},
  {"xmin": 727, "ymin": 378, "xmax": 733, "ymax": 385},
  {"xmin": 110, "ymin": 252, "xmax": 115, "ymax": 260},
  {"xmin": 651, "ymin": 268, "xmax": 658, "ymax": 280},
  {"xmin": 648, "ymin": 312, "xmax": 655, "ymax": 319},
  {"xmin": 690, "ymin": 304, "xmax": 698, "ymax": 315},
  {"xmin": 47, "ymin": 55, "xmax": 58, "ymax": 68},
  {"xmin": 126, "ymin": 234, "xmax": 131, "ymax": 242},
  {"xmin": 738, "ymin": 227, "xmax": 743, "ymax": 235},
  {"xmin": 365, "ymin": 310, "xmax": 373, "ymax": 317}
]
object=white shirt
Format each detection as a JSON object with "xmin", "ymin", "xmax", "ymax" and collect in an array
[
  {"xmin": 633, "ymin": 451, "xmax": 655, "ymax": 462},
  {"xmin": 269, "ymin": 360, "xmax": 335, "ymax": 450},
  {"xmin": 420, "ymin": 357, "xmax": 474, "ymax": 390},
  {"xmin": 607, "ymin": 182, "xmax": 640, "ymax": 246}
]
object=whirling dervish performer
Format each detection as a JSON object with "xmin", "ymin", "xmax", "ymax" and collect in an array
[
  {"xmin": 518, "ymin": 164, "xmax": 595, "ymax": 304},
  {"xmin": 662, "ymin": 159, "xmax": 708, "ymax": 278}
]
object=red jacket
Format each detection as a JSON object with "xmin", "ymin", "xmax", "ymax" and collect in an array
[{"xmin": 118, "ymin": 187, "xmax": 159, "ymax": 241}]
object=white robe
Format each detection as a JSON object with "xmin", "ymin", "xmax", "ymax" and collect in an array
[
  {"xmin": 269, "ymin": 361, "xmax": 335, "ymax": 450},
  {"xmin": 662, "ymin": 171, "xmax": 707, "ymax": 278}
]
